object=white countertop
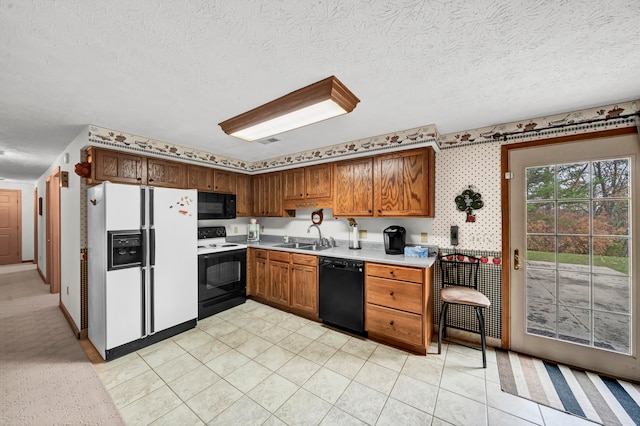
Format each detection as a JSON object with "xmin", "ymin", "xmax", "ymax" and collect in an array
[{"xmin": 246, "ymin": 241, "xmax": 437, "ymax": 268}]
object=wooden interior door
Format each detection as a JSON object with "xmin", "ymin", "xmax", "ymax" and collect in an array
[
  {"xmin": 0, "ymin": 189, "xmax": 21, "ymax": 265},
  {"xmin": 46, "ymin": 169, "xmax": 61, "ymax": 294}
]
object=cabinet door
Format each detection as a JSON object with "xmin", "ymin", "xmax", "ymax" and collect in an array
[
  {"xmin": 252, "ymin": 175, "xmax": 265, "ymax": 216},
  {"xmin": 255, "ymin": 257, "xmax": 268, "ymax": 299},
  {"xmin": 92, "ymin": 148, "xmax": 147, "ymax": 185},
  {"xmin": 283, "ymin": 168, "xmax": 305, "ymax": 201},
  {"xmin": 305, "ymin": 163, "xmax": 332, "ymax": 199},
  {"xmin": 236, "ymin": 173, "xmax": 252, "ymax": 217},
  {"xmin": 375, "ymin": 148, "xmax": 433, "ymax": 217},
  {"xmin": 268, "ymin": 260, "xmax": 290, "ymax": 306},
  {"xmin": 291, "ymin": 264, "xmax": 318, "ymax": 316},
  {"xmin": 334, "ymin": 158, "xmax": 373, "ymax": 217},
  {"xmin": 213, "ymin": 170, "xmax": 236, "ymax": 194},
  {"xmin": 147, "ymin": 158, "xmax": 187, "ymax": 188},
  {"xmin": 187, "ymin": 165, "xmax": 213, "ymax": 191},
  {"xmin": 266, "ymin": 172, "xmax": 282, "ymax": 217}
]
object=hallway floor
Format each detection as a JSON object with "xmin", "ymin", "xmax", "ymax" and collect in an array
[{"xmin": 92, "ymin": 299, "xmax": 596, "ymax": 425}]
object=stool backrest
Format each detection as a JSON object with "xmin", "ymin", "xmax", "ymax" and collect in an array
[{"xmin": 438, "ymin": 254, "xmax": 480, "ymax": 290}]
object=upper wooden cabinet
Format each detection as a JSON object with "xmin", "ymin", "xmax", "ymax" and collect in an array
[
  {"xmin": 187, "ymin": 165, "xmax": 213, "ymax": 191},
  {"xmin": 283, "ymin": 163, "xmax": 333, "ymax": 209},
  {"xmin": 252, "ymin": 172, "xmax": 284, "ymax": 217},
  {"xmin": 87, "ymin": 147, "xmax": 147, "ymax": 185},
  {"xmin": 333, "ymin": 157, "xmax": 374, "ymax": 217},
  {"xmin": 235, "ymin": 173, "xmax": 252, "ymax": 217},
  {"xmin": 213, "ymin": 170, "xmax": 236, "ymax": 194},
  {"xmin": 374, "ymin": 147, "xmax": 435, "ymax": 217},
  {"xmin": 147, "ymin": 158, "xmax": 188, "ymax": 188}
]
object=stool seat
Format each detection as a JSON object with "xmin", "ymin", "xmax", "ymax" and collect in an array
[{"xmin": 440, "ymin": 287, "xmax": 490, "ymax": 308}]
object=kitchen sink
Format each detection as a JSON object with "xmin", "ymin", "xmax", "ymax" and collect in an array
[
  {"xmin": 298, "ymin": 244, "xmax": 332, "ymax": 251},
  {"xmin": 274, "ymin": 242, "xmax": 313, "ymax": 249},
  {"xmin": 274, "ymin": 242, "xmax": 332, "ymax": 251}
]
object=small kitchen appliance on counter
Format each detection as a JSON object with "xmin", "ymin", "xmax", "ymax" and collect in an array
[
  {"xmin": 247, "ymin": 218, "xmax": 260, "ymax": 242},
  {"xmin": 383, "ymin": 225, "xmax": 406, "ymax": 255}
]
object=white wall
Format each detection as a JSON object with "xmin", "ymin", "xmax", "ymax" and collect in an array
[
  {"xmin": 36, "ymin": 127, "xmax": 88, "ymax": 330},
  {"xmin": 0, "ymin": 181, "xmax": 36, "ymax": 261}
]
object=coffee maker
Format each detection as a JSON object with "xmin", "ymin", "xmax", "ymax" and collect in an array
[
  {"xmin": 383, "ymin": 226, "xmax": 406, "ymax": 255},
  {"xmin": 247, "ymin": 219, "xmax": 260, "ymax": 242}
]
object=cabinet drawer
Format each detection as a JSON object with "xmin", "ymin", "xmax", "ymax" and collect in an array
[
  {"xmin": 366, "ymin": 276, "xmax": 422, "ymax": 314},
  {"xmin": 255, "ymin": 249, "xmax": 268, "ymax": 259},
  {"xmin": 292, "ymin": 253, "xmax": 317, "ymax": 266},
  {"xmin": 269, "ymin": 251, "xmax": 290, "ymax": 262},
  {"xmin": 366, "ymin": 304, "xmax": 423, "ymax": 347},
  {"xmin": 367, "ymin": 263, "xmax": 423, "ymax": 283}
]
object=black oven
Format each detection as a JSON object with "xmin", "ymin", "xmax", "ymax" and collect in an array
[
  {"xmin": 197, "ymin": 192, "xmax": 236, "ymax": 220},
  {"xmin": 198, "ymin": 248, "xmax": 246, "ymax": 319}
]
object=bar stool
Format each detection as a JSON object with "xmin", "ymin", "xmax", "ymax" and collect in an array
[{"xmin": 437, "ymin": 253, "xmax": 491, "ymax": 368}]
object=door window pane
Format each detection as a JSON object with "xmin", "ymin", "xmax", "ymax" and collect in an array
[
  {"xmin": 593, "ymin": 200, "xmax": 629, "ymax": 236},
  {"xmin": 527, "ymin": 166, "xmax": 555, "ymax": 200},
  {"xmin": 592, "ymin": 159, "xmax": 629, "ymax": 198},
  {"xmin": 527, "ymin": 202, "xmax": 555, "ymax": 234},
  {"xmin": 557, "ymin": 163, "xmax": 590, "ymax": 199},
  {"xmin": 557, "ymin": 202, "xmax": 589, "ymax": 234},
  {"xmin": 526, "ymin": 235, "xmax": 555, "ymax": 268},
  {"xmin": 594, "ymin": 311, "xmax": 630, "ymax": 354}
]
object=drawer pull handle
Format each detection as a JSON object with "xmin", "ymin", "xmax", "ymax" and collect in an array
[
  {"xmin": 389, "ymin": 271, "xmax": 394, "ymax": 275},
  {"xmin": 389, "ymin": 320, "xmax": 394, "ymax": 326},
  {"xmin": 389, "ymin": 291, "xmax": 394, "ymax": 296}
]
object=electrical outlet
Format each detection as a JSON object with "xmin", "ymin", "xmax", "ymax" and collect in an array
[
  {"xmin": 421, "ymin": 232, "xmax": 428, "ymax": 242},
  {"xmin": 233, "ymin": 226, "xmax": 238, "ymax": 233},
  {"xmin": 358, "ymin": 230, "xmax": 367, "ymax": 239},
  {"xmin": 260, "ymin": 225, "xmax": 265, "ymax": 233},
  {"xmin": 66, "ymin": 286, "xmax": 69, "ymax": 295}
]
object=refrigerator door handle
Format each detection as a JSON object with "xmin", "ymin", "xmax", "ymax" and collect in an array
[
  {"xmin": 140, "ymin": 187, "xmax": 146, "ymax": 227},
  {"xmin": 150, "ymin": 268, "xmax": 155, "ymax": 334},
  {"xmin": 150, "ymin": 229, "xmax": 156, "ymax": 266},
  {"xmin": 141, "ymin": 268, "xmax": 146, "ymax": 336},
  {"xmin": 149, "ymin": 187, "xmax": 154, "ymax": 227}
]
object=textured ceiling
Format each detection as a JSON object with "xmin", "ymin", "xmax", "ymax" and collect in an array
[{"xmin": 1, "ymin": 0, "xmax": 639, "ymax": 182}]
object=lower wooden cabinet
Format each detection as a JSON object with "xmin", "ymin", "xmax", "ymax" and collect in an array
[
  {"xmin": 268, "ymin": 251, "xmax": 291, "ymax": 306},
  {"xmin": 365, "ymin": 262, "xmax": 433, "ymax": 354},
  {"xmin": 290, "ymin": 254, "xmax": 318, "ymax": 316},
  {"xmin": 247, "ymin": 248, "xmax": 318, "ymax": 318}
]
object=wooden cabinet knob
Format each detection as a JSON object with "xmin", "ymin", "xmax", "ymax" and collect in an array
[
  {"xmin": 389, "ymin": 271, "xmax": 394, "ymax": 275},
  {"xmin": 378, "ymin": 209, "xmax": 382, "ymax": 213},
  {"xmin": 389, "ymin": 320, "xmax": 394, "ymax": 326},
  {"xmin": 149, "ymin": 178, "xmax": 154, "ymax": 182},
  {"xmin": 137, "ymin": 177, "xmax": 142, "ymax": 181},
  {"xmin": 389, "ymin": 291, "xmax": 394, "ymax": 296}
]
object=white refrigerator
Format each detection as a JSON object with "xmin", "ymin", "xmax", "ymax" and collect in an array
[{"xmin": 88, "ymin": 182, "xmax": 197, "ymax": 360}]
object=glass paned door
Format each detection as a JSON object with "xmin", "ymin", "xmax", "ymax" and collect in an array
[
  {"xmin": 525, "ymin": 159, "xmax": 631, "ymax": 353},
  {"xmin": 509, "ymin": 132, "xmax": 639, "ymax": 381}
]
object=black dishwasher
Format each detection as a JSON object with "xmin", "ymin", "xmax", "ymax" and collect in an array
[{"xmin": 318, "ymin": 257, "xmax": 365, "ymax": 335}]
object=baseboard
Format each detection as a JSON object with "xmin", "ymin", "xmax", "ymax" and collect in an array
[
  {"xmin": 59, "ymin": 302, "xmax": 81, "ymax": 339},
  {"xmin": 36, "ymin": 267, "xmax": 46, "ymax": 283}
]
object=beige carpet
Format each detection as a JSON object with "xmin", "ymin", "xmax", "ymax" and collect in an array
[{"xmin": 0, "ymin": 265, "xmax": 124, "ymax": 425}]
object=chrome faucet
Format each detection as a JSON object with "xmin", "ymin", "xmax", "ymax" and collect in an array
[{"xmin": 307, "ymin": 224, "xmax": 323, "ymax": 245}]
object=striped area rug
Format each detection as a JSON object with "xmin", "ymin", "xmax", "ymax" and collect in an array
[{"xmin": 495, "ymin": 349, "xmax": 640, "ymax": 425}]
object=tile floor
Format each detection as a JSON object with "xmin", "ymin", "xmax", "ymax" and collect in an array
[{"xmin": 93, "ymin": 300, "xmax": 596, "ymax": 425}]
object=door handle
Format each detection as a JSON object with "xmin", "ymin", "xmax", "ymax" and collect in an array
[{"xmin": 514, "ymin": 249, "xmax": 520, "ymax": 270}]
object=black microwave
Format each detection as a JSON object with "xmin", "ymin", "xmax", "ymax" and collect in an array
[{"xmin": 197, "ymin": 192, "xmax": 236, "ymax": 220}]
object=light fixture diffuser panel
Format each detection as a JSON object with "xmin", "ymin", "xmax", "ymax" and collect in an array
[{"xmin": 231, "ymin": 100, "xmax": 347, "ymax": 141}]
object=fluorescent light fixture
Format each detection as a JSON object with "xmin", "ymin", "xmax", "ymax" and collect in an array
[{"xmin": 219, "ymin": 76, "xmax": 360, "ymax": 142}]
